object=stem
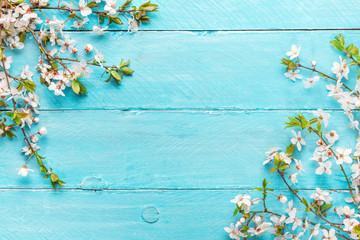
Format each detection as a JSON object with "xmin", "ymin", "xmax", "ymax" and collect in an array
[
  {"xmin": 278, "ymin": 170, "xmax": 346, "ymax": 233},
  {"xmin": 298, "ymin": 64, "xmax": 356, "ymax": 95},
  {"xmin": 309, "ymin": 126, "xmax": 360, "ymax": 210},
  {"xmin": 264, "ymin": 209, "xmax": 349, "ymax": 240},
  {"xmin": 29, "ymin": 6, "xmax": 135, "ymax": 15}
]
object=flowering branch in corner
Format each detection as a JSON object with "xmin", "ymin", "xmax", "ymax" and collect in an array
[
  {"xmin": 226, "ymin": 35, "xmax": 360, "ymax": 239},
  {"xmin": 0, "ymin": 0, "xmax": 158, "ymax": 189}
]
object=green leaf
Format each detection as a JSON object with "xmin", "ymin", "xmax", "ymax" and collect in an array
[
  {"xmin": 296, "ymin": 113, "xmax": 309, "ymax": 129},
  {"xmin": 40, "ymin": 75, "xmax": 46, "ymax": 85},
  {"xmin": 51, "ymin": 61, "xmax": 58, "ymax": 70},
  {"xmin": 16, "ymin": 82, "xmax": 23, "ymax": 91},
  {"xmin": 71, "ymin": 79, "xmax": 80, "ymax": 94},
  {"xmin": 302, "ymin": 197, "xmax": 309, "ymax": 206},
  {"xmin": 286, "ymin": 62, "xmax": 296, "ymax": 71},
  {"xmin": 79, "ymin": 82, "xmax": 88, "ymax": 94},
  {"xmin": 274, "ymin": 153, "xmax": 281, "ymax": 166},
  {"xmin": 121, "ymin": 59, "xmax": 130, "ymax": 67},
  {"xmin": 302, "ymin": 197, "xmax": 310, "ymax": 212},
  {"xmin": 286, "ymin": 144, "xmax": 295, "ymax": 156},
  {"xmin": 281, "ymin": 58, "xmax": 292, "ymax": 65},
  {"xmin": 253, "ymin": 187, "xmax": 262, "ymax": 191},
  {"xmin": 121, "ymin": 66, "xmax": 133, "ymax": 75},
  {"xmin": 23, "ymin": 80, "xmax": 36, "ymax": 92},
  {"xmin": 111, "ymin": 17, "xmax": 123, "ymax": 25},
  {"xmin": 285, "ymin": 116, "xmax": 301, "ymax": 129},
  {"xmin": 336, "ymin": 34, "xmax": 345, "ymax": 46},
  {"xmin": 330, "ymin": 40, "xmax": 344, "ymax": 51},
  {"xmin": 347, "ymin": 44, "xmax": 359, "ymax": 55},
  {"xmin": 233, "ymin": 208, "xmax": 239, "ymax": 216},
  {"xmin": 120, "ymin": 0, "xmax": 132, "ymax": 10},
  {"xmin": 87, "ymin": 2, "xmax": 97, "ymax": 8},
  {"xmin": 139, "ymin": 1, "xmax": 158, "ymax": 11},
  {"xmin": 279, "ymin": 164, "xmax": 289, "ymax": 170},
  {"xmin": 270, "ymin": 167, "xmax": 277, "ymax": 174},
  {"xmin": 50, "ymin": 173, "xmax": 59, "ymax": 183},
  {"xmin": 321, "ymin": 203, "xmax": 333, "ymax": 212},
  {"xmin": 110, "ymin": 70, "xmax": 121, "ymax": 81},
  {"xmin": 317, "ymin": 121, "xmax": 322, "ymax": 132},
  {"xmin": 19, "ymin": 31, "xmax": 26, "ymax": 42},
  {"xmin": 353, "ymin": 225, "xmax": 360, "ymax": 235},
  {"xmin": 262, "ymin": 178, "xmax": 267, "ymax": 188},
  {"xmin": 6, "ymin": 131, "xmax": 13, "ymax": 139},
  {"xmin": 309, "ymin": 118, "xmax": 317, "ymax": 124},
  {"xmin": 36, "ymin": 154, "xmax": 45, "ymax": 166}
]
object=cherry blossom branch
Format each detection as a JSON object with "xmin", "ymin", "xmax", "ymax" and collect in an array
[
  {"xmin": 308, "ymin": 126, "xmax": 360, "ymax": 210},
  {"xmin": 277, "ymin": 170, "xmax": 346, "ymax": 233},
  {"xmin": 0, "ymin": 0, "xmax": 159, "ymax": 189},
  {"xmin": 297, "ymin": 64, "xmax": 357, "ymax": 96}
]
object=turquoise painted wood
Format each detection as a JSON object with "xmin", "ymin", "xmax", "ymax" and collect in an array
[
  {"xmin": 8, "ymin": 31, "xmax": 360, "ymax": 110},
  {"xmin": 0, "ymin": 189, "xmax": 351, "ymax": 239},
  {"xmin": 40, "ymin": 0, "xmax": 360, "ymax": 30},
  {"xmin": 1, "ymin": 110, "xmax": 358, "ymax": 189},
  {"xmin": 2, "ymin": 1, "xmax": 359, "ymax": 239}
]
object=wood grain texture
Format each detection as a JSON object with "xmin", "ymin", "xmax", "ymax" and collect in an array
[
  {"xmin": 5, "ymin": 1, "xmax": 360, "ymax": 238},
  {"xmin": 8, "ymin": 30, "xmax": 360, "ymax": 110},
  {"xmin": 1, "ymin": 110, "xmax": 356, "ymax": 189},
  {"xmin": 41, "ymin": 0, "xmax": 360, "ymax": 31},
  {"xmin": 0, "ymin": 189, "xmax": 238, "ymax": 240},
  {"xmin": 0, "ymin": 189, "xmax": 349, "ymax": 239}
]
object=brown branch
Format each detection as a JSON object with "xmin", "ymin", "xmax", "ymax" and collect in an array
[
  {"xmin": 298, "ymin": 64, "xmax": 356, "ymax": 95},
  {"xmin": 278, "ymin": 170, "xmax": 346, "ymax": 233},
  {"xmin": 308, "ymin": 126, "xmax": 360, "ymax": 210}
]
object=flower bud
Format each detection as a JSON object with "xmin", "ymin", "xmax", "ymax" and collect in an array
[
  {"xmin": 38, "ymin": 126, "xmax": 47, "ymax": 135},
  {"xmin": 30, "ymin": 136, "xmax": 38, "ymax": 143},
  {"xmin": 33, "ymin": 117, "xmax": 39, "ymax": 123},
  {"xmin": 85, "ymin": 44, "xmax": 93, "ymax": 53},
  {"xmin": 4, "ymin": 126, "xmax": 10, "ymax": 131},
  {"xmin": 311, "ymin": 61, "xmax": 317, "ymax": 67},
  {"xmin": 72, "ymin": 48, "xmax": 78, "ymax": 54}
]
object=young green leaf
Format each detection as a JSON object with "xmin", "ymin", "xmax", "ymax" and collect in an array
[{"xmin": 71, "ymin": 79, "xmax": 81, "ymax": 94}]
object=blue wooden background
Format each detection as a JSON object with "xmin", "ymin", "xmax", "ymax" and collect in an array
[{"xmin": 2, "ymin": 0, "xmax": 360, "ymax": 239}]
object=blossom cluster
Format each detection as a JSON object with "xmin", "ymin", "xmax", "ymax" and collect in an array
[
  {"xmin": 226, "ymin": 35, "xmax": 360, "ymax": 239},
  {"xmin": 0, "ymin": 0, "xmax": 158, "ymax": 188}
]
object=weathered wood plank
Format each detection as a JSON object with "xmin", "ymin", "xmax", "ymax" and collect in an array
[
  {"xmin": 0, "ymin": 189, "xmax": 236, "ymax": 240},
  {"xmin": 8, "ymin": 31, "xmax": 360, "ymax": 110},
  {"xmin": 39, "ymin": 0, "xmax": 360, "ymax": 31},
  {"xmin": 0, "ymin": 189, "xmax": 351, "ymax": 239},
  {"xmin": 1, "ymin": 110, "xmax": 356, "ymax": 189}
]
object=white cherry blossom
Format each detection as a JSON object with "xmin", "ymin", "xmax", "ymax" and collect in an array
[
  {"xmin": 284, "ymin": 69, "xmax": 302, "ymax": 82},
  {"xmin": 291, "ymin": 130, "xmax": 306, "ymax": 151},
  {"xmin": 286, "ymin": 45, "xmax": 301, "ymax": 60}
]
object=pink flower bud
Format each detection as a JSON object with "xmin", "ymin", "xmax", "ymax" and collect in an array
[
  {"xmin": 72, "ymin": 48, "xmax": 78, "ymax": 54},
  {"xmin": 33, "ymin": 117, "xmax": 39, "ymax": 123},
  {"xmin": 4, "ymin": 126, "xmax": 10, "ymax": 131},
  {"xmin": 30, "ymin": 136, "xmax": 38, "ymax": 143},
  {"xmin": 311, "ymin": 61, "xmax": 317, "ymax": 67},
  {"xmin": 38, "ymin": 126, "xmax": 47, "ymax": 136}
]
